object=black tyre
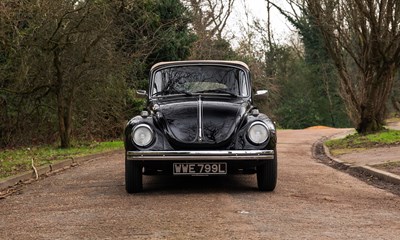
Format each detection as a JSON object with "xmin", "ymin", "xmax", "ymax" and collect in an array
[
  {"xmin": 125, "ymin": 159, "xmax": 143, "ymax": 193},
  {"xmin": 257, "ymin": 149, "xmax": 277, "ymax": 191}
]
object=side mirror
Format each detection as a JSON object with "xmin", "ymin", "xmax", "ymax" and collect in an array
[
  {"xmin": 136, "ymin": 90, "xmax": 147, "ymax": 98},
  {"xmin": 255, "ymin": 90, "xmax": 268, "ymax": 98}
]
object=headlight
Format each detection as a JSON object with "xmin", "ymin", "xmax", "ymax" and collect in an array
[
  {"xmin": 247, "ymin": 122, "xmax": 269, "ymax": 144},
  {"xmin": 132, "ymin": 124, "xmax": 154, "ymax": 147}
]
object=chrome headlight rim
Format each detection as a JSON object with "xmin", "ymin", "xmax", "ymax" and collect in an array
[
  {"xmin": 131, "ymin": 124, "xmax": 155, "ymax": 147},
  {"xmin": 247, "ymin": 121, "xmax": 270, "ymax": 145}
]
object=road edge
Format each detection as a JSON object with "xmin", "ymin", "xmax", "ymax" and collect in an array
[
  {"xmin": 0, "ymin": 149, "xmax": 122, "ymax": 191},
  {"xmin": 312, "ymin": 135, "xmax": 400, "ymax": 197},
  {"xmin": 322, "ymin": 144, "xmax": 400, "ymax": 185}
]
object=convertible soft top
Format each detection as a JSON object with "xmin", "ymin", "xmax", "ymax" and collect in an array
[{"xmin": 150, "ymin": 60, "xmax": 250, "ymax": 71}]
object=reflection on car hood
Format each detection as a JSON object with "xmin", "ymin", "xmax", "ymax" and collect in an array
[{"xmin": 153, "ymin": 97, "xmax": 248, "ymax": 149}]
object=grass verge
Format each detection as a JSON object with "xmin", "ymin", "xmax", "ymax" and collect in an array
[
  {"xmin": 325, "ymin": 129, "xmax": 400, "ymax": 176},
  {"xmin": 0, "ymin": 141, "xmax": 123, "ymax": 179},
  {"xmin": 325, "ymin": 129, "xmax": 400, "ymax": 152}
]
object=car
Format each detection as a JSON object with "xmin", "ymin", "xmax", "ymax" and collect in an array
[{"xmin": 124, "ymin": 60, "xmax": 277, "ymax": 193}]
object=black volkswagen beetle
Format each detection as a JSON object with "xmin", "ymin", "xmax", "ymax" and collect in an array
[{"xmin": 124, "ymin": 60, "xmax": 277, "ymax": 193}]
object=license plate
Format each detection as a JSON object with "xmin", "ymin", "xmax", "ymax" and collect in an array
[{"xmin": 173, "ymin": 162, "xmax": 227, "ymax": 175}]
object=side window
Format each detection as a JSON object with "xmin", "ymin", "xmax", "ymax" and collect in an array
[
  {"xmin": 239, "ymin": 71, "xmax": 248, "ymax": 97},
  {"xmin": 153, "ymin": 71, "xmax": 163, "ymax": 95}
]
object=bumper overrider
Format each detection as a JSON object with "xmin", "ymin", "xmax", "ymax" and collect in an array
[{"xmin": 126, "ymin": 150, "xmax": 275, "ymax": 161}]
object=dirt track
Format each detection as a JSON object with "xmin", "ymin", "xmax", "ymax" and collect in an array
[{"xmin": 1, "ymin": 129, "xmax": 400, "ymax": 239}]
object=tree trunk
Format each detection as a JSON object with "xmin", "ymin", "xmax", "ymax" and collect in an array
[
  {"xmin": 54, "ymin": 48, "xmax": 73, "ymax": 148},
  {"xmin": 356, "ymin": 112, "xmax": 383, "ymax": 133},
  {"xmin": 356, "ymin": 66, "xmax": 396, "ymax": 133},
  {"xmin": 56, "ymin": 93, "xmax": 73, "ymax": 148},
  {"xmin": 57, "ymin": 96, "xmax": 71, "ymax": 149}
]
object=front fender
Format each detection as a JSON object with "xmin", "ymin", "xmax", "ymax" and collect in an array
[
  {"xmin": 124, "ymin": 115, "xmax": 173, "ymax": 151},
  {"xmin": 233, "ymin": 113, "xmax": 277, "ymax": 150}
]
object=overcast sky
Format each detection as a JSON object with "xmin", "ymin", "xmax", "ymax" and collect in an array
[{"xmin": 228, "ymin": 0, "xmax": 294, "ymax": 44}]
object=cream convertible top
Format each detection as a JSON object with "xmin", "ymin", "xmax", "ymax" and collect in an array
[{"xmin": 150, "ymin": 60, "xmax": 250, "ymax": 71}]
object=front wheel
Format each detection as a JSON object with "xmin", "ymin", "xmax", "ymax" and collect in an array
[
  {"xmin": 257, "ymin": 150, "xmax": 277, "ymax": 191},
  {"xmin": 125, "ymin": 159, "xmax": 143, "ymax": 193}
]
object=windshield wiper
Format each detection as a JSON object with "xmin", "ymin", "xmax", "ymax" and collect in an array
[
  {"xmin": 172, "ymin": 89, "xmax": 193, "ymax": 96},
  {"xmin": 153, "ymin": 89, "xmax": 193, "ymax": 97},
  {"xmin": 196, "ymin": 89, "xmax": 238, "ymax": 97}
]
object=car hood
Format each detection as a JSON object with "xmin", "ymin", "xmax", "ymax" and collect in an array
[{"xmin": 153, "ymin": 97, "xmax": 248, "ymax": 148}]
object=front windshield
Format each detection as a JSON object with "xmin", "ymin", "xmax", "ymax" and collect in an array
[{"xmin": 151, "ymin": 65, "xmax": 249, "ymax": 97}]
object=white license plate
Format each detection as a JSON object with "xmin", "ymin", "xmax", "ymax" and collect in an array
[{"xmin": 173, "ymin": 162, "xmax": 227, "ymax": 175}]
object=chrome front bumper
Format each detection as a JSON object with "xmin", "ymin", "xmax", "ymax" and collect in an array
[{"xmin": 126, "ymin": 150, "xmax": 275, "ymax": 161}]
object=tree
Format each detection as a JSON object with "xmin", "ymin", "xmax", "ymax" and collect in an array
[
  {"xmin": 268, "ymin": 0, "xmax": 349, "ymax": 128},
  {"xmin": 0, "ymin": 0, "xmax": 125, "ymax": 148},
  {"xmin": 183, "ymin": 0, "xmax": 236, "ymax": 59},
  {"xmin": 233, "ymin": 1, "xmax": 347, "ymax": 128},
  {"xmin": 306, "ymin": 0, "xmax": 400, "ymax": 133},
  {"xmin": 117, "ymin": 0, "xmax": 196, "ymax": 89},
  {"xmin": 0, "ymin": 0, "xmax": 196, "ymax": 148}
]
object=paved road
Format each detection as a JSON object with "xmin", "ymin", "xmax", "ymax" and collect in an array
[{"xmin": 1, "ymin": 129, "xmax": 400, "ymax": 239}]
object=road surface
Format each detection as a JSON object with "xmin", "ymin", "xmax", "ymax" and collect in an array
[{"xmin": 1, "ymin": 129, "xmax": 399, "ymax": 239}]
